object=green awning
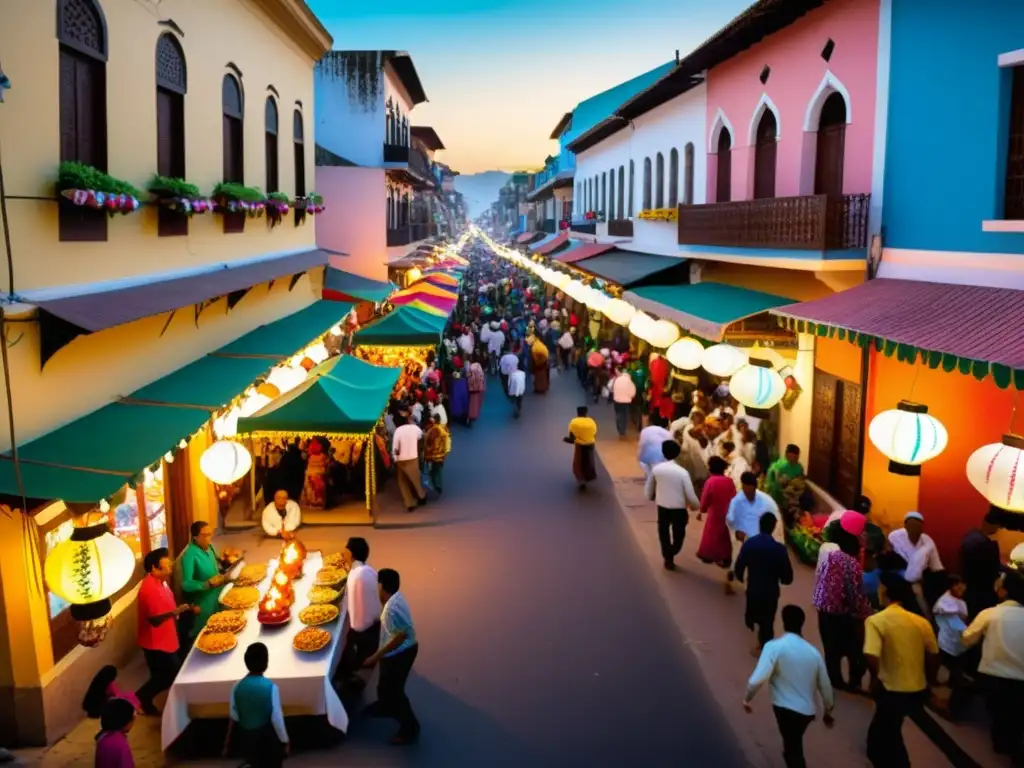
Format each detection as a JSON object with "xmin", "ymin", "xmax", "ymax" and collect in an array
[
  {"xmin": 237, "ymin": 355, "xmax": 399, "ymax": 436},
  {"xmin": 323, "ymin": 268, "xmax": 394, "ymax": 303},
  {"xmin": 217, "ymin": 300, "xmax": 353, "ymax": 358},
  {"xmin": 0, "ymin": 459, "xmax": 132, "ymax": 504},
  {"xmin": 129, "ymin": 356, "xmax": 274, "ymax": 409},
  {"xmin": 623, "ymin": 282, "xmax": 791, "ymax": 342},
  {"xmin": 354, "ymin": 306, "xmax": 444, "ymax": 347}
]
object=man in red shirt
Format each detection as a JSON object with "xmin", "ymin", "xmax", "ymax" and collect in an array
[{"xmin": 136, "ymin": 547, "xmax": 193, "ymax": 715}]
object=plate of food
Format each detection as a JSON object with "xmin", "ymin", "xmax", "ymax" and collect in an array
[
  {"xmin": 233, "ymin": 563, "xmax": 268, "ymax": 587},
  {"xmin": 307, "ymin": 585, "xmax": 341, "ymax": 604},
  {"xmin": 257, "ymin": 599, "xmax": 292, "ymax": 626},
  {"xmin": 322, "ymin": 552, "xmax": 348, "ymax": 570},
  {"xmin": 196, "ymin": 630, "xmax": 238, "ymax": 655},
  {"xmin": 298, "ymin": 604, "xmax": 340, "ymax": 626},
  {"xmin": 220, "ymin": 586, "xmax": 260, "ymax": 610},
  {"xmin": 314, "ymin": 567, "xmax": 345, "ymax": 587},
  {"xmin": 206, "ymin": 610, "xmax": 247, "ymax": 634},
  {"xmin": 293, "ymin": 626, "xmax": 331, "ymax": 653}
]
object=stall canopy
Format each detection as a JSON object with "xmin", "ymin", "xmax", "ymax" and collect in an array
[
  {"xmin": 624, "ymin": 282, "xmax": 791, "ymax": 342},
  {"xmin": 0, "ymin": 300, "xmax": 354, "ymax": 502},
  {"xmin": 527, "ymin": 233, "xmax": 560, "ymax": 252},
  {"xmin": 354, "ymin": 306, "xmax": 446, "ymax": 346},
  {"xmin": 554, "ymin": 242, "xmax": 616, "ymax": 264},
  {"xmin": 770, "ymin": 278, "xmax": 1024, "ymax": 389},
  {"xmin": 322, "ymin": 268, "xmax": 394, "ymax": 303},
  {"xmin": 516, "ymin": 232, "xmax": 544, "ymax": 245},
  {"xmin": 532, "ymin": 232, "xmax": 570, "ymax": 256},
  {"xmin": 421, "ymin": 273, "xmax": 460, "ymax": 288},
  {"xmin": 572, "ymin": 249, "xmax": 687, "ymax": 288},
  {"xmin": 237, "ymin": 355, "xmax": 400, "ymax": 436},
  {"xmin": 389, "ymin": 293, "xmax": 456, "ymax": 314}
]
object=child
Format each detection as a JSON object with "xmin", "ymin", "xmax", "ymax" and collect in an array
[
  {"xmin": 94, "ymin": 697, "xmax": 136, "ymax": 768},
  {"xmin": 83, "ymin": 665, "xmax": 142, "ymax": 718},
  {"xmin": 224, "ymin": 643, "xmax": 289, "ymax": 767},
  {"xmin": 933, "ymin": 576, "xmax": 970, "ymax": 718}
]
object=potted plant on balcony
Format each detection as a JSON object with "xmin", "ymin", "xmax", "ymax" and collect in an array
[
  {"xmin": 266, "ymin": 192, "xmax": 290, "ymax": 228},
  {"xmin": 211, "ymin": 182, "xmax": 267, "ymax": 217},
  {"xmin": 147, "ymin": 175, "xmax": 212, "ymax": 216},
  {"xmin": 293, "ymin": 192, "xmax": 325, "ymax": 225},
  {"xmin": 57, "ymin": 161, "xmax": 142, "ymax": 216}
]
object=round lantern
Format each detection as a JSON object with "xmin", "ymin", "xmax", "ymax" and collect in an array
[
  {"xmin": 966, "ymin": 434, "xmax": 1024, "ymax": 529},
  {"xmin": 604, "ymin": 298, "xmax": 635, "ymax": 327},
  {"xmin": 628, "ymin": 311, "xmax": 657, "ymax": 343},
  {"xmin": 729, "ymin": 358, "xmax": 786, "ymax": 417},
  {"xmin": 304, "ymin": 341, "xmax": 330, "ymax": 365},
  {"xmin": 666, "ymin": 337, "xmax": 704, "ymax": 370},
  {"xmin": 200, "ymin": 440, "xmax": 253, "ymax": 485},
  {"xmin": 702, "ymin": 343, "xmax": 747, "ymax": 377},
  {"xmin": 256, "ymin": 382, "xmax": 280, "ymax": 399},
  {"xmin": 267, "ymin": 365, "xmax": 307, "ymax": 394},
  {"xmin": 649, "ymin": 320, "xmax": 681, "ymax": 349},
  {"xmin": 44, "ymin": 522, "xmax": 136, "ymax": 621},
  {"xmin": 868, "ymin": 401, "xmax": 948, "ymax": 476}
]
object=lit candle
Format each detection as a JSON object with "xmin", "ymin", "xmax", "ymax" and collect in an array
[
  {"xmin": 265, "ymin": 599, "xmax": 277, "ymax": 611},
  {"xmin": 273, "ymin": 571, "xmax": 289, "ymax": 587},
  {"xmin": 268, "ymin": 587, "xmax": 282, "ymax": 601}
]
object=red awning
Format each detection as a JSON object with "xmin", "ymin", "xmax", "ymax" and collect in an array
[
  {"xmin": 555, "ymin": 242, "xmax": 616, "ymax": 264},
  {"xmin": 533, "ymin": 232, "xmax": 569, "ymax": 256},
  {"xmin": 516, "ymin": 232, "xmax": 544, "ymax": 244}
]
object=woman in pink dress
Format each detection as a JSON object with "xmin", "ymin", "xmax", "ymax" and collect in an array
[
  {"xmin": 697, "ymin": 456, "xmax": 737, "ymax": 594},
  {"xmin": 94, "ymin": 697, "xmax": 136, "ymax": 768},
  {"xmin": 467, "ymin": 356, "xmax": 486, "ymax": 427}
]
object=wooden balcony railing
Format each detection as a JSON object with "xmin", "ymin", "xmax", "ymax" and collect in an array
[
  {"xmin": 383, "ymin": 143, "xmax": 410, "ymax": 164},
  {"xmin": 608, "ymin": 219, "xmax": 633, "ymax": 237},
  {"xmin": 677, "ymin": 194, "xmax": 871, "ymax": 251}
]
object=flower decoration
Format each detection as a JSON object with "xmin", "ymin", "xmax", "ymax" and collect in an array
[
  {"xmin": 148, "ymin": 175, "xmax": 212, "ymax": 216},
  {"xmin": 266, "ymin": 192, "xmax": 291, "ymax": 228},
  {"xmin": 211, "ymin": 182, "xmax": 267, "ymax": 218},
  {"xmin": 637, "ymin": 208, "xmax": 679, "ymax": 222},
  {"xmin": 58, "ymin": 162, "xmax": 141, "ymax": 216}
]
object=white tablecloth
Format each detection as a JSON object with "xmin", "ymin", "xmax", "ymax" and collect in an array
[{"xmin": 161, "ymin": 552, "xmax": 349, "ymax": 750}]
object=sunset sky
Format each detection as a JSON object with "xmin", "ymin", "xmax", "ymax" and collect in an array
[{"xmin": 307, "ymin": 0, "xmax": 750, "ymax": 174}]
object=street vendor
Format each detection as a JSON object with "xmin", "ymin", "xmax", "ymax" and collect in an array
[
  {"xmin": 765, "ymin": 444, "xmax": 804, "ymax": 499},
  {"xmin": 179, "ymin": 521, "xmax": 229, "ymax": 638},
  {"xmin": 261, "ymin": 489, "xmax": 301, "ymax": 540}
]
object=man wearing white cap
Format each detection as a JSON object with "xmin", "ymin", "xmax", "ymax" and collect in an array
[{"xmin": 889, "ymin": 511, "xmax": 945, "ymax": 616}]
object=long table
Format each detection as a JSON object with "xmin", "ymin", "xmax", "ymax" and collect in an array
[{"xmin": 161, "ymin": 552, "xmax": 349, "ymax": 750}]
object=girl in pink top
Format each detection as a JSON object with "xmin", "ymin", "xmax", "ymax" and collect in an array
[
  {"xmin": 94, "ymin": 697, "xmax": 135, "ymax": 768},
  {"xmin": 697, "ymin": 456, "xmax": 738, "ymax": 594}
]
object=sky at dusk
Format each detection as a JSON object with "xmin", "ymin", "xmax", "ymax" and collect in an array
[{"xmin": 307, "ymin": 0, "xmax": 751, "ymax": 174}]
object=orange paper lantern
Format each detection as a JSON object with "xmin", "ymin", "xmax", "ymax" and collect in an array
[{"xmin": 256, "ymin": 382, "xmax": 280, "ymax": 398}]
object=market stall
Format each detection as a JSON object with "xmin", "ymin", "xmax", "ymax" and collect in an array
[{"xmin": 352, "ymin": 305, "xmax": 450, "ymax": 395}]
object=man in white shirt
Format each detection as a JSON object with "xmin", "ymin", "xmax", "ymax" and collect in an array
[
  {"xmin": 637, "ymin": 424, "xmax": 673, "ymax": 480},
  {"xmin": 457, "ymin": 328, "xmax": 475, "ymax": 357},
  {"xmin": 610, "ymin": 371, "xmax": 637, "ymax": 437},
  {"xmin": 645, "ymin": 440, "xmax": 699, "ymax": 571},
  {"xmin": 487, "ymin": 324, "xmax": 506, "ymax": 375},
  {"xmin": 962, "ymin": 571, "xmax": 1024, "ymax": 756},
  {"xmin": 889, "ymin": 511, "xmax": 946, "ymax": 615},
  {"xmin": 340, "ymin": 537, "xmax": 381, "ymax": 688},
  {"xmin": 727, "ymin": 472, "xmax": 780, "ymax": 542},
  {"xmin": 507, "ymin": 366, "xmax": 526, "ymax": 419},
  {"xmin": 498, "ymin": 349, "xmax": 519, "ymax": 397},
  {"xmin": 744, "ymin": 605, "xmax": 835, "ymax": 768},
  {"xmin": 261, "ymin": 490, "xmax": 301, "ymax": 539},
  {"xmin": 392, "ymin": 416, "xmax": 426, "ymax": 512},
  {"xmin": 557, "ymin": 330, "xmax": 575, "ymax": 370}
]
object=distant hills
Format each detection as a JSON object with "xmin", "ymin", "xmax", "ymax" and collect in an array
[{"xmin": 454, "ymin": 171, "xmax": 511, "ymax": 220}]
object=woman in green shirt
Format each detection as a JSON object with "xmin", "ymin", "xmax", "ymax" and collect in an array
[{"xmin": 179, "ymin": 521, "xmax": 227, "ymax": 638}]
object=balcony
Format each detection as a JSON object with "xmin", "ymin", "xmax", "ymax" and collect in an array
[
  {"xmin": 541, "ymin": 219, "xmax": 556, "ymax": 234},
  {"xmin": 383, "ymin": 143, "xmax": 410, "ymax": 164},
  {"xmin": 409, "ymin": 150, "xmax": 434, "ymax": 187},
  {"xmin": 386, "ymin": 227, "xmax": 412, "ymax": 247},
  {"xmin": 607, "ymin": 219, "xmax": 633, "ymax": 237},
  {"xmin": 677, "ymin": 194, "xmax": 871, "ymax": 251}
]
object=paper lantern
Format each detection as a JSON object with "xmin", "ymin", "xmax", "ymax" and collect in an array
[
  {"xmin": 200, "ymin": 440, "xmax": 253, "ymax": 485},
  {"xmin": 44, "ymin": 522, "xmax": 136, "ymax": 621},
  {"xmin": 266, "ymin": 365, "xmax": 307, "ymax": 394},
  {"xmin": 604, "ymin": 298, "xmax": 635, "ymax": 326},
  {"xmin": 628, "ymin": 311, "xmax": 657, "ymax": 343},
  {"xmin": 213, "ymin": 407, "xmax": 240, "ymax": 438},
  {"xmin": 304, "ymin": 341, "xmax": 330, "ymax": 365},
  {"xmin": 239, "ymin": 391, "xmax": 271, "ymax": 417},
  {"xmin": 729, "ymin": 358, "xmax": 786, "ymax": 416},
  {"xmin": 666, "ymin": 337, "xmax": 704, "ymax": 370},
  {"xmin": 256, "ymin": 382, "xmax": 280, "ymax": 399},
  {"xmin": 702, "ymin": 343, "xmax": 747, "ymax": 377},
  {"xmin": 868, "ymin": 401, "xmax": 948, "ymax": 476},
  {"xmin": 649, "ymin": 320, "xmax": 681, "ymax": 349},
  {"xmin": 966, "ymin": 434, "xmax": 1024, "ymax": 527}
]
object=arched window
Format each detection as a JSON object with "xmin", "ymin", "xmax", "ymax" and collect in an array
[
  {"xmin": 655, "ymin": 153, "xmax": 665, "ymax": 209},
  {"xmin": 265, "ymin": 96, "xmax": 279, "ymax": 193},
  {"xmin": 716, "ymin": 129, "xmax": 732, "ymax": 203},
  {"xmin": 58, "ymin": 0, "xmax": 109, "ymax": 241},
  {"xmin": 668, "ymin": 149, "xmax": 679, "ymax": 208},
  {"xmin": 617, "ymin": 166, "xmax": 625, "ymax": 219},
  {"xmin": 628, "ymin": 160, "xmax": 635, "ymax": 217},
  {"xmin": 684, "ymin": 143, "xmax": 695, "ymax": 205},
  {"xmin": 222, "ymin": 74, "xmax": 244, "ymax": 183},
  {"xmin": 601, "ymin": 172, "xmax": 607, "ymax": 215},
  {"xmin": 608, "ymin": 170, "xmax": 615, "ymax": 219},
  {"xmin": 642, "ymin": 157, "xmax": 652, "ymax": 210},
  {"xmin": 293, "ymin": 109, "xmax": 306, "ymax": 198},
  {"xmin": 814, "ymin": 92, "xmax": 847, "ymax": 197},
  {"xmin": 753, "ymin": 110, "xmax": 778, "ymax": 199},
  {"xmin": 155, "ymin": 34, "xmax": 187, "ymax": 236}
]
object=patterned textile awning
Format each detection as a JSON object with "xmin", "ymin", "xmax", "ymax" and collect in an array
[{"xmin": 772, "ymin": 278, "xmax": 1024, "ymax": 388}]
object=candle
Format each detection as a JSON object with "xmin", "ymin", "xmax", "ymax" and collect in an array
[{"xmin": 273, "ymin": 571, "xmax": 289, "ymax": 587}]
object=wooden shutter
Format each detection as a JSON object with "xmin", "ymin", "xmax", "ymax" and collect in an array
[
  {"xmin": 814, "ymin": 93, "xmax": 847, "ymax": 198},
  {"xmin": 157, "ymin": 88, "xmax": 187, "ymax": 236},
  {"xmin": 808, "ymin": 370, "xmax": 862, "ymax": 508},
  {"xmin": 808, "ymin": 372, "xmax": 838, "ymax": 492},
  {"xmin": 59, "ymin": 47, "xmax": 108, "ymax": 242},
  {"xmin": 754, "ymin": 111, "xmax": 777, "ymax": 200},
  {"xmin": 834, "ymin": 381, "xmax": 863, "ymax": 508},
  {"xmin": 716, "ymin": 131, "xmax": 732, "ymax": 203},
  {"xmin": 684, "ymin": 144, "xmax": 694, "ymax": 205},
  {"xmin": 668, "ymin": 149, "xmax": 679, "ymax": 208},
  {"xmin": 655, "ymin": 154, "xmax": 664, "ymax": 209},
  {"xmin": 265, "ymin": 135, "xmax": 279, "ymax": 193}
]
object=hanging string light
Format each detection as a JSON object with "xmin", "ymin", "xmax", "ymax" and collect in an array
[
  {"xmin": 666, "ymin": 337, "xmax": 704, "ymax": 370},
  {"xmin": 702, "ymin": 343, "xmax": 747, "ymax": 377}
]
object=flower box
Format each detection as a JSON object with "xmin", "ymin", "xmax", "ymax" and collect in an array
[
  {"xmin": 57, "ymin": 162, "xmax": 141, "ymax": 216},
  {"xmin": 148, "ymin": 175, "xmax": 212, "ymax": 216},
  {"xmin": 637, "ymin": 207, "xmax": 679, "ymax": 222},
  {"xmin": 294, "ymin": 193, "xmax": 325, "ymax": 226},
  {"xmin": 211, "ymin": 182, "xmax": 267, "ymax": 218}
]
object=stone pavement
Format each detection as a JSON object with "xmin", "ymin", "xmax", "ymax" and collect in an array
[{"xmin": 582, "ymin": 367, "xmax": 1003, "ymax": 768}]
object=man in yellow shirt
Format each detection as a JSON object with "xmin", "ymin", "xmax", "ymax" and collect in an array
[
  {"xmin": 566, "ymin": 406, "xmax": 598, "ymax": 491},
  {"xmin": 863, "ymin": 572, "xmax": 939, "ymax": 768}
]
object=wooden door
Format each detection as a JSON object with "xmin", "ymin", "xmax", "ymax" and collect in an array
[
  {"xmin": 814, "ymin": 92, "xmax": 847, "ymax": 197},
  {"xmin": 754, "ymin": 111, "xmax": 777, "ymax": 199},
  {"xmin": 808, "ymin": 372, "xmax": 837, "ymax": 492},
  {"xmin": 834, "ymin": 380, "xmax": 862, "ymax": 507},
  {"xmin": 716, "ymin": 129, "xmax": 732, "ymax": 203},
  {"xmin": 809, "ymin": 369, "xmax": 862, "ymax": 508}
]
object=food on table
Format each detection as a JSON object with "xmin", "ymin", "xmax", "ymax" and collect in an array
[
  {"xmin": 266, "ymin": 581, "xmax": 294, "ymax": 607},
  {"xmin": 220, "ymin": 585, "xmax": 260, "ymax": 610},
  {"xmin": 257, "ymin": 596, "xmax": 291, "ymax": 626},
  {"xmin": 218, "ymin": 547, "xmax": 244, "ymax": 570},
  {"xmin": 308, "ymin": 585, "xmax": 341, "ymax": 604},
  {"xmin": 298, "ymin": 604, "xmax": 340, "ymax": 626},
  {"xmin": 196, "ymin": 630, "xmax": 238, "ymax": 655},
  {"xmin": 322, "ymin": 552, "xmax": 348, "ymax": 570},
  {"xmin": 206, "ymin": 610, "xmax": 247, "ymax": 634},
  {"xmin": 233, "ymin": 563, "xmax": 268, "ymax": 587},
  {"xmin": 293, "ymin": 626, "xmax": 331, "ymax": 652},
  {"xmin": 315, "ymin": 567, "xmax": 344, "ymax": 586},
  {"xmin": 279, "ymin": 539, "xmax": 307, "ymax": 577}
]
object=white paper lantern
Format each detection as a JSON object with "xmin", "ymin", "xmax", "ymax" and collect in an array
[
  {"xmin": 200, "ymin": 440, "xmax": 253, "ymax": 485},
  {"xmin": 604, "ymin": 298, "xmax": 635, "ymax": 326},
  {"xmin": 649, "ymin": 320, "xmax": 681, "ymax": 349},
  {"xmin": 266, "ymin": 365, "xmax": 307, "ymax": 394},
  {"xmin": 729, "ymin": 358, "xmax": 786, "ymax": 414},
  {"xmin": 628, "ymin": 311, "xmax": 657, "ymax": 343},
  {"xmin": 702, "ymin": 343, "xmax": 747, "ymax": 377},
  {"xmin": 213, "ymin": 407, "xmax": 241, "ymax": 438},
  {"xmin": 967, "ymin": 434, "xmax": 1024, "ymax": 523},
  {"xmin": 304, "ymin": 341, "xmax": 330, "ymax": 365},
  {"xmin": 868, "ymin": 401, "xmax": 948, "ymax": 476},
  {"xmin": 666, "ymin": 337, "xmax": 704, "ymax": 370},
  {"xmin": 44, "ymin": 522, "xmax": 136, "ymax": 621}
]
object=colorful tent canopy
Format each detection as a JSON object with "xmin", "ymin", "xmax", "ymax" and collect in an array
[
  {"xmin": 398, "ymin": 300, "xmax": 450, "ymax": 317},
  {"xmin": 391, "ymin": 282, "xmax": 457, "ymax": 301},
  {"xmin": 354, "ymin": 306, "xmax": 446, "ymax": 346},
  {"xmin": 389, "ymin": 293, "xmax": 455, "ymax": 313},
  {"xmin": 237, "ymin": 355, "xmax": 400, "ymax": 436},
  {"xmin": 421, "ymin": 273, "xmax": 459, "ymax": 288},
  {"xmin": 323, "ymin": 268, "xmax": 394, "ymax": 303}
]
